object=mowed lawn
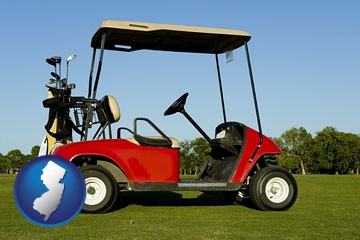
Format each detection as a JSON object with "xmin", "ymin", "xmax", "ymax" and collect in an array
[{"xmin": 0, "ymin": 174, "xmax": 359, "ymax": 240}]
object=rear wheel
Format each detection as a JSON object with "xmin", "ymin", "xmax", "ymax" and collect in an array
[
  {"xmin": 249, "ymin": 166, "xmax": 297, "ymax": 211},
  {"xmin": 81, "ymin": 165, "xmax": 118, "ymax": 213}
]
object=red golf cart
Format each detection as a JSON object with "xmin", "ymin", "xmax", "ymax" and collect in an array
[{"xmin": 42, "ymin": 21, "xmax": 297, "ymax": 213}]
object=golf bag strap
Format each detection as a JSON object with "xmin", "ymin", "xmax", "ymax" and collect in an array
[{"xmin": 45, "ymin": 109, "xmax": 84, "ymax": 140}]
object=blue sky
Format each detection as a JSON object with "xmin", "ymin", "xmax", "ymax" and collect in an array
[{"xmin": 0, "ymin": 1, "xmax": 359, "ymax": 154}]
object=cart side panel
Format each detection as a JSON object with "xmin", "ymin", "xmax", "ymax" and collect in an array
[
  {"xmin": 230, "ymin": 126, "xmax": 282, "ymax": 183},
  {"xmin": 52, "ymin": 139, "xmax": 179, "ymax": 183}
]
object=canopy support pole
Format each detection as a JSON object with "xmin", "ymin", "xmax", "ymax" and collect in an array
[
  {"xmin": 215, "ymin": 54, "xmax": 227, "ymax": 123},
  {"xmin": 92, "ymin": 31, "xmax": 106, "ymax": 100},
  {"xmin": 88, "ymin": 48, "xmax": 97, "ymax": 99},
  {"xmin": 245, "ymin": 42, "xmax": 263, "ymax": 162},
  {"xmin": 83, "ymin": 31, "xmax": 106, "ymax": 140}
]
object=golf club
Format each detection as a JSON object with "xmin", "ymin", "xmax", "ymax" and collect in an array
[
  {"xmin": 46, "ymin": 58, "xmax": 56, "ymax": 67},
  {"xmin": 66, "ymin": 54, "xmax": 76, "ymax": 81},
  {"xmin": 51, "ymin": 56, "xmax": 62, "ymax": 79},
  {"xmin": 51, "ymin": 72, "xmax": 60, "ymax": 80}
]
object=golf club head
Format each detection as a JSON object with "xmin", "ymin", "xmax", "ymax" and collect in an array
[
  {"xmin": 66, "ymin": 55, "xmax": 76, "ymax": 63},
  {"xmin": 49, "ymin": 78, "xmax": 56, "ymax": 83},
  {"xmin": 46, "ymin": 58, "xmax": 57, "ymax": 67},
  {"xmin": 51, "ymin": 56, "xmax": 62, "ymax": 64},
  {"xmin": 67, "ymin": 83, "xmax": 76, "ymax": 90},
  {"xmin": 61, "ymin": 78, "xmax": 67, "ymax": 88},
  {"xmin": 51, "ymin": 72, "xmax": 60, "ymax": 80}
]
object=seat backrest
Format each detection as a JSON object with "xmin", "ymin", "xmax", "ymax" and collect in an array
[
  {"xmin": 100, "ymin": 95, "xmax": 120, "ymax": 123},
  {"xmin": 126, "ymin": 136, "xmax": 180, "ymax": 149}
]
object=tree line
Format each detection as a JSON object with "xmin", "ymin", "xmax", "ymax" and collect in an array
[
  {"xmin": 273, "ymin": 127, "xmax": 360, "ymax": 175},
  {"xmin": 1, "ymin": 126, "xmax": 359, "ymax": 175},
  {"xmin": 0, "ymin": 146, "xmax": 39, "ymax": 173}
]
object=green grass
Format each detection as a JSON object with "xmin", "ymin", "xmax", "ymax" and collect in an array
[{"xmin": 1, "ymin": 174, "xmax": 360, "ymax": 240}]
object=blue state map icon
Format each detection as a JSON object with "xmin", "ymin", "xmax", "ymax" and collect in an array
[{"xmin": 14, "ymin": 155, "xmax": 86, "ymax": 227}]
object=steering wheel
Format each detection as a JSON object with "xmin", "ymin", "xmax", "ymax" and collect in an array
[{"xmin": 164, "ymin": 92, "xmax": 189, "ymax": 116}]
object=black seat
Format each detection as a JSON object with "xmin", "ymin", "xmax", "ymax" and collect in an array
[
  {"xmin": 134, "ymin": 134, "xmax": 172, "ymax": 148},
  {"xmin": 117, "ymin": 118, "xmax": 180, "ymax": 149}
]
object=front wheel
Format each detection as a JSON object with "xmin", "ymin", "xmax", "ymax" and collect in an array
[
  {"xmin": 81, "ymin": 165, "xmax": 118, "ymax": 213},
  {"xmin": 249, "ymin": 166, "xmax": 297, "ymax": 211}
]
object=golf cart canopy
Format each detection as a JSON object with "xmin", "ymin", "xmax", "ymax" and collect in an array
[
  {"xmin": 88, "ymin": 20, "xmax": 261, "ymax": 143},
  {"xmin": 91, "ymin": 20, "xmax": 251, "ymax": 54}
]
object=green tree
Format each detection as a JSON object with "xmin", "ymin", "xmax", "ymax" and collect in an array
[
  {"xmin": 6, "ymin": 149, "xmax": 25, "ymax": 169},
  {"xmin": 337, "ymin": 133, "xmax": 360, "ymax": 174},
  {"xmin": 191, "ymin": 138, "xmax": 211, "ymax": 174},
  {"xmin": 21, "ymin": 145, "xmax": 41, "ymax": 166},
  {"xmin": 179, "ymin": 138, "xmax": 210, "ymax": 175},
  {"xmin": 30, "ymin": 145, "xmax": 40, "ymax": 158},
  {"xmin": 274, "ymin": 127, "xmax": 312, "ymax": 174},
  {"xmin": 310, "ymin": 127, "xmax": 347, "ymax": 174},
  {"xmin": 355, "ymin": 134, "xmax": 360, "ymax": 174},
  {"xmin": 180, "ymin": 140, "xmax": 193, "ymax": 175},
  {"xmin": 0, "ymin": 153, "xmax": 11, "ymax": 173}
]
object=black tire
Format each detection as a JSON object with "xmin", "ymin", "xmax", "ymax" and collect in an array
[
  {"xmin": 249, "ymin": 166, "xmax": 297, "ymax": 211},
  {"xmin": 81, "ymin": 165, "xmax": 118, "ymax": 213}
]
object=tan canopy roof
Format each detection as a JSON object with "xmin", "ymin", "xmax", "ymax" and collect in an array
[{"xmin": 91, "ymin": 20, "xmax": 251, "ymax": 54}]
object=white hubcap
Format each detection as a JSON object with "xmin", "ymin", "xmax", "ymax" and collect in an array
[
  {"xmin": 265, "ymin": 177, "xmax": 289, "ymax": 203},
  {"xmin": 85, "ymin": 177, "xmax": 107, "ymax": 206}
]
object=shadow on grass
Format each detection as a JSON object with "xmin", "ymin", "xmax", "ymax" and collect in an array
[{"xmin": 111, "ymin": 191, "xmax": 231, "ymax": 211}]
